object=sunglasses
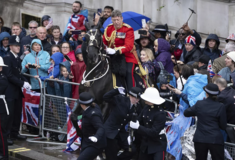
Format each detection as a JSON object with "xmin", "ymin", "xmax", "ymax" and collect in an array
[
  {"xmin": 29, "ymin": 27, "xmax": 37, "ymax": 29},
  {"xmin": 179, "ymin": 33, "xmax": 186, "ymax": 36}
]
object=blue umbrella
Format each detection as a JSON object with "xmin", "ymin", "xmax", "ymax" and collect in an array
[{"xmin": 103, "ymin": 11, "xmax": 151, "ymax": 31}]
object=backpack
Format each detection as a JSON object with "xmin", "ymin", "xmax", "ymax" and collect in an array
[{"xmin": 156, "ymin": 61, "xmax": 173, "ymax": 84}]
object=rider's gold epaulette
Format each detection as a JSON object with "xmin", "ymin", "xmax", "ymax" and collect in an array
[{"xmin": 123, "ymin": 23, "xmax": 131, "ymax": 28}]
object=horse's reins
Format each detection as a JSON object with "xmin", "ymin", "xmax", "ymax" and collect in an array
[{"xmin": 81, "ymin": 30, "xmax": 109, "ymax": 85}]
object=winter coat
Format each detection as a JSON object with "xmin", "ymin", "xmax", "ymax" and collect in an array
[
  {"xmin": 184, "ymin": 97, "xmax": 226, "ymax": 145},
  {"xmin": 154, "ymin": 38, "xmax": 174, "ymax": 73},
  {"xmin": 217, "ymin": 87, "xmax": 235, "ymax": 125},
  {"xmin": 0, "ymin": 32, "xmax": 10, "ymax": 57},
  {"xmin": 218, "ymin": 67, "xmax": 235, "ymax": 82},
  {"xmin": 183, "ymin": 46, "xmax": 202, "ymax": 65},
  {"xmin": 212, "ymin": 52, "xmax": 228, "ymax": 74},
  {"xmin": 202, "ymin": 34, "xmax": 222, "ymax": 62},
  {"xmin": 142, "ymin": 60, "xmax": 156, "ymax": 82},
  {"xmin": 41, "ymin": 38, "xmax": 52, "ymax": 55},
  {"xmin": 39, "ymin": 52, "xmax": 64, "ymax": 81},
  {"xmin": 54, "ymin": 61, "xmax": 72, "ymax": 98},
  {"xmin": 21, "ymin": 39, "xmax": 50, "ymax": 89},
  {"xmin": 63, "ymin": 50, "xmax": 76, "ymax": 62},
  {"xmin": 0, "ymin": 26, "xmax": 11, "ymax": 34},
  {"xmin": 71, "ymin": 60, "xmax": 86, "ymax": 99}
]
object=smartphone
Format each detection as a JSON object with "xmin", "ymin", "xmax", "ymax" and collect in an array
[
  {"xmin": 93, "ymin": 13, "xmax": 96, "ymax": 19},
  {"xmin": 64, "ymin": 55, "xmax": 72, "ymax": 62},
  {"xmin": 138, "ymin": 30, "xmax": 147, "ymax": 35},
  {"xmin": 142, "ymin": 19, "xmax": 147, "ymax": 28},
  {"xmin": 71, "ymin": 30, "xmax": 82, "ymax": 35},
  {"xmin": 97, "ymin": 8, "xmax": 102, "ymax": 15},
  {"xmin": 168, "ymin": 84, "xmax": 175, "ymax": 89},
  {"xmin": 28, "ymin": 64, "xmax": 36, "ymax": 69}
]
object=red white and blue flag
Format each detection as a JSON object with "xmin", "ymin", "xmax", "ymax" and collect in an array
[
  {"xmin": 64, "ymin": 102, "xmax": 82, "ymax": 152},
  {"xmin": 207, "ymin": 60, "xmax": 221, "ymax": 78},
  {"xmin": 67, "ymin": 14, "xmax": 86, "ymax": 40},
  {"xmin": 21, "ymin": 89, "xmax": 40, "ymax": 127}
]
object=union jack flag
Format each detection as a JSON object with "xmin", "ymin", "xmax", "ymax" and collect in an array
[
  {"xmin": 21, "ymin": 89, "xmax": 40, "ymax": 126},
  {"xmin": 207, "ymin": 60, "xmax": 221, "ymax": 78},
  {"xmin": 64, "ymin": 102, "xmax": 82, "ymax": 152},
  {"xmin": 67, "ymin": 14, "xmax": 86, "ymax": 40},
  {"xmin": 48, "ymin": 63, "xmax": 54, "ymax": 74}
]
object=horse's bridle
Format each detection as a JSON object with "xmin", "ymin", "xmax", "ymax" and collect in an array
[{"xmin": 81, "ymin": 29, "xmax": 109, "ymax": 85}]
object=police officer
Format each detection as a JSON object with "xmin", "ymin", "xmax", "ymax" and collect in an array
[
  {"xmin": 77, "ymin": 92, "xmax": 106, "ymax": 160},
  {"xmin": 0, "ymin": 57, "xmax": 9, "ymax": 160},
  {"xmin": 2, "ymin": 35, "xmax": 31, "ymax": 145},
  {"xmin": 103, "ymin": 87, "xmax": 143, "ymax": 160},
  {"xmin": 103, "ymin": 10, "xmax": 138, "ymax": 91},
  {"xmin": 130, "ymin": 87, "xmax": 167, "ymax": 160}
]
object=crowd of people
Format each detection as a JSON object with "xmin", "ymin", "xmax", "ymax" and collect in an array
[{"xmin": 0, "ymin": 0, "xmax": 235, "ymax": 160}]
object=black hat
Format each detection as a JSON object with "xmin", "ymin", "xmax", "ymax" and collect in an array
[
  {"xmin": 199, "ymin": 55, "xmax": 210, "ymax": 65},
  {"xmin": 129, "ymin": 87, "xmax": 143, "ymax": 98},
  {"xmin": 203, "ymin": 83, "xmax": 220, "ymax": 95},
  {"xmin": 42, "ymin": 15, "xmax": 51, "ymax": 24},
  {"xmin": 153, "ymin": 24, "xmax": 168, "ymax": 32},
  {"xmin": 8, "ymin": 35, "xmax": 20, "ymax": 46},
  {"xmin": 78, "ymin": 92, "xmax": 95, "ymax": 105}
]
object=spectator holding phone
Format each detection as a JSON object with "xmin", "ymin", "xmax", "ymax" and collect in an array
[
  {"xmin": 61, "ymin": 42, "xmax": 76, "ymax": 62},
  {"xmin": 42, "ymin": 15, "xmax": 53, "ymax": 37},
  {"xmin": 21, "ymin": 39, "xmax": 50, "ymax": 92}
]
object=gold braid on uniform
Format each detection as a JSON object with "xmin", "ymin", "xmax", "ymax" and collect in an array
[{"xmin": 104, "ymin": 24, "xmax": 116, "ymax": 48}]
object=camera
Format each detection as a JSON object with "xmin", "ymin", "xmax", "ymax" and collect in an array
[{"xmin": 25, "ymin": 44, "xmax": 31, "ymax": 52}]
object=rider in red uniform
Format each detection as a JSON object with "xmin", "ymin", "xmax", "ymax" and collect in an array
[{"xmin": 103, "ymin": 10, "xmax": 137, "ymax": 91}]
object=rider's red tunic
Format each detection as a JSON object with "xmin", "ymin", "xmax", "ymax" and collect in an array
[{"xmin": 103, "ymin": 23, "xmax": 138, "ymax": 64}]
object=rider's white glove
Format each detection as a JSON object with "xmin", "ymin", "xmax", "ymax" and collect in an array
[
  {"xmin": 118, "ymin": 87, "xmax": 125, "ymax": 95},
  {"xmin": 106, "ymin": 48, "xmax": 116, "ymax": 55}
]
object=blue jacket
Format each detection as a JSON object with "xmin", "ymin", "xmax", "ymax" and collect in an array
[
  {"xmin": 0, "ymin": 32, "xmax": 10, "ymax": 57},
  {"xmin": 21, "ymin": 39, "xmax": 50, "ymax": 89},
  {"xmin": 40, "ymin": 52, "xmax": 64, "ymax": 81},
  {"xmin": 54, "ymin": 61, "xmax": 72, "ymax": 98}
]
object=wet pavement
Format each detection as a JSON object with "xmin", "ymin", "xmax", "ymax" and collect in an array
[{"xmin": 9, "ymin": 139, "xmax": 80, "ymax": 160}]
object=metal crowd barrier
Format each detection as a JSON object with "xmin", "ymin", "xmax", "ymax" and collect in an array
[
  {"xmin": 20, "ymin": 73, "xmax": 43, "ymax": 137},
  {"xmin": 27, "ymin": 78, "xmax": 80, "ymax": 145},
  {"xmin": 225, "ymin": 123, "xmax": 235, "ymax": 160}
]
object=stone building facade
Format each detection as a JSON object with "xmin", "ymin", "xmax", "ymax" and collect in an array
[{"xmin": 1, "ymin": 0, "xmax": 235, "ymax": 48}]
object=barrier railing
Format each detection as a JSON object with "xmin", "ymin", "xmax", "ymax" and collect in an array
[
  {"xmin": 20, "ymin": 73, "xmax": 43, "ymax": 137},
  {"xmin": 225, "ymin": 123, "xmax": 235, "ymax": 160},
  {"xmin": 27, "ymin": 78, "xmax": 80, "ymax": 145}
]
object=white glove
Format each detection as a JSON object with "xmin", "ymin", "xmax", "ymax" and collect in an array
[
  {"xmin": 127, "ymin": 136, "xmax": 135, "ymax": 145},
  {"xmin": 89, "ymin": 136, "xmax": 98, "ymax": 143},
  {"xmin": 23, "ymin": 82, "xmax": 32, "ymax": 90},
  {"xmin": 106, "ymin": 48, "xmax": 116, "ymax": 55},
  {"xmin": 118, "ymin": 87, "xmax": 125, "ymax": 95},
  {"xmin": 130, "ymin": 120, "xmax": 140, "ymax": 129}
]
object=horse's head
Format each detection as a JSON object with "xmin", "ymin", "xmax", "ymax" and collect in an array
[{"xmin": 85, "ymin": 29, "xmax": 103, "ymax": 64}]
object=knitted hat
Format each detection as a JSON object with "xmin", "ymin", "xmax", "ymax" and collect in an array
[
  {"xmin": 185, "ymin": 35, "xmax": 196, "ymax": 46},
  {"xmin": 227, "ymin": 51, "xmax": 235, "ymax": 62}
]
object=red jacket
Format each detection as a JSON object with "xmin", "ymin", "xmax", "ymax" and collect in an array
[
  {"xmin": 103, "ymin": 23, "xmax": 137, "ymax": 64},
  {"xmin": 63, "ymin": 51, "xmax": 76, "ymax": 63}
]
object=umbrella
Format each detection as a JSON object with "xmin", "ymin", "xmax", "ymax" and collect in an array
[{"xmin": 103, "ymin": 11, "xmax": 151, "ymax": 31}]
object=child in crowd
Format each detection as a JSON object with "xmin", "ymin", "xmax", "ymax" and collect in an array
[
  {"xmin": 34, "ymin": 52, "xmax": 64, "ymax": 94},
  {"xmin": 71, "ymin": 45, "xmax": 86, "ymax": 99},
  {"xmin": 55, "ymin": 61, "xmax": 72, "ymax": 98}
]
